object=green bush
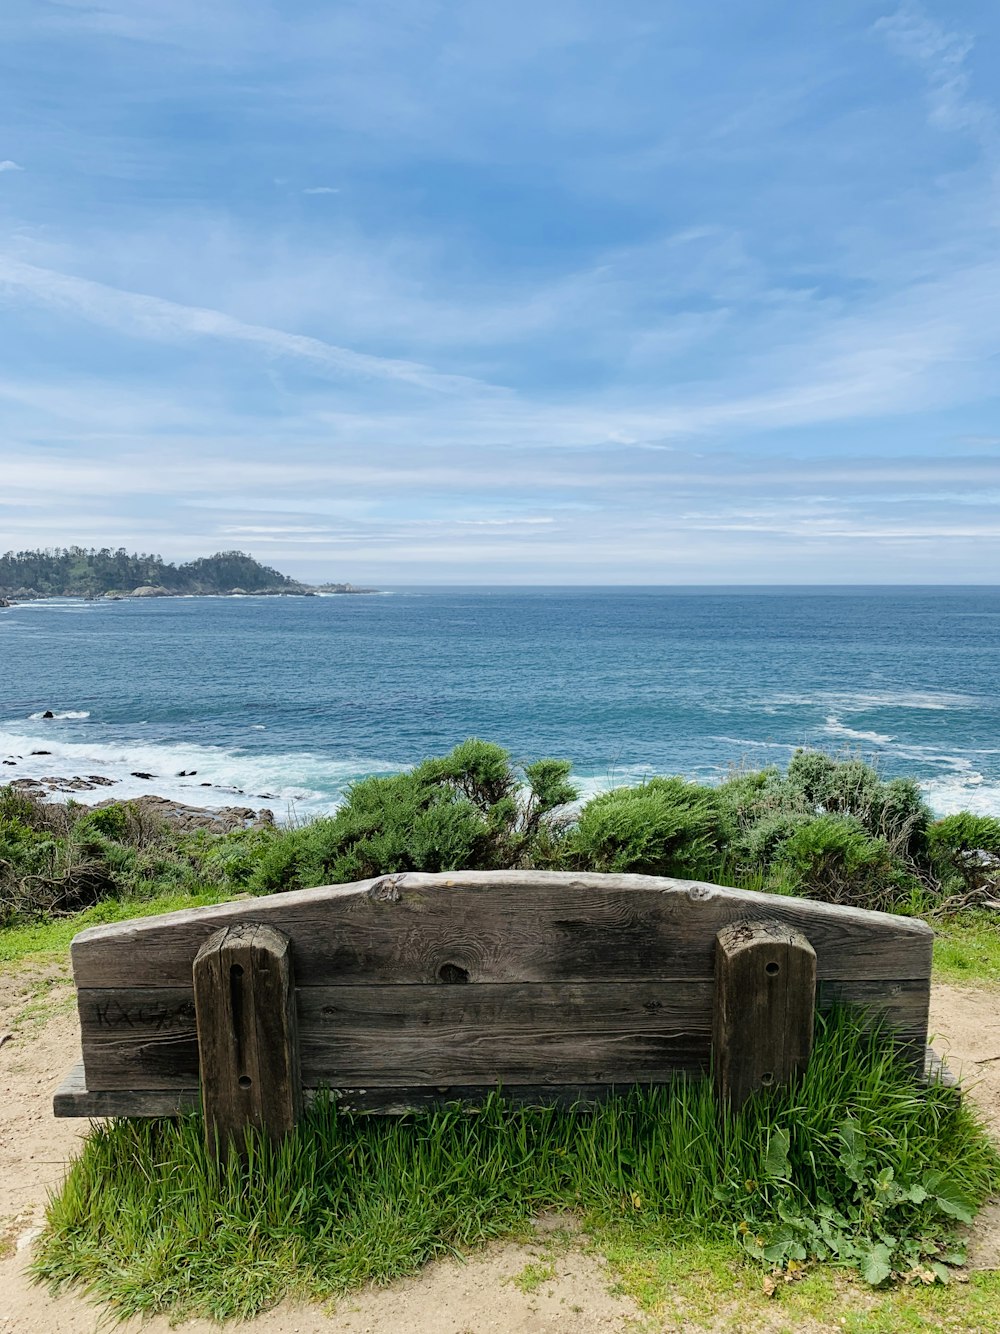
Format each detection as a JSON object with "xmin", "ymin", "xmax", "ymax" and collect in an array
[
  {"xmin": 0, "ymin": 791, "xmax": 200, "ymax": 925},
  {"xmin": 184, "ymin": 825, "xmax": 281, "ymax": 889},
  {"xmin": 928, "ymin": 813, "xmax": 1000, "ymax": 901},
  {"xmin": 74, "ymin": 803, "xmax": 131, "ymax": 841},
  {"xmin": 772, "ymin": 814, "xmax": 919, "ymax": 911},
  {"xmin": 785, "ymin": 752, "xmax": 930, "ymax": 856},
  {"xmin": 0, "ymin": 785, "xmax": 72, "ymax": 836},
  {"xmin": 0, "ymin": 745, "xmax": 966, "ymax": 925},
  {"xmin": 245, "ymin": 739, "xmax": 577, "ymax": 894},
  {"xmin": 565, "ymin": 777, "xmax": 723, "ymax": 878},
  {"xmin": 710, "ymin": 753, "xmax": 936, "ymax": 909}
]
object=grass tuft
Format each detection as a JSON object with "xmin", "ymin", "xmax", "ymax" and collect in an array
[
  {"xmin": 931, "ymin": 910, "xmax": 1000, "ymax": 985},
  {"xmin": 32, "ymin": 1010, "xmax": 1000, "ymax": 1323}
]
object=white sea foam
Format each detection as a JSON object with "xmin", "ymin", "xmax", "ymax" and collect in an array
[
  {"xmin": 712, "ymin": 736, "xmax": 798, "ymax": 752},
  {"xmin": 760, "ymin": 689, "xmax": 980, "ymax": 713},
  {"xmin": 570, "ymin": 765, "xmax": 658, "ymax": 805},
  {"xmin": 919, "ymin": 774, "xmax": 1000, "ymax": 816},
  {"xmin": 4, "ymin": 723, "xmax": 1000, "ymax": 822},
  {"xmin": 822, "ymin": 715, "xmax": 895, "ymax": 745},
  {"xmin": 0, "ymin": 726, "xmax": 402, "ymax": 821},
  {"xmin": 9, "ymin": 599, "xmax": 102, "ymax": 613},
  {"xmin": 28, "ymin": 710, "xmax": 91, "ymax": 721}
]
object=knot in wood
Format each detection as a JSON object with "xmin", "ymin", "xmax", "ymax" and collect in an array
[
  {"xmin": 369, "ymin": 875, "xmax": 402, "ymax": 902},
  {"xmin": 437, "ymin": 963, "xmax": 469, "ymax": 985}
]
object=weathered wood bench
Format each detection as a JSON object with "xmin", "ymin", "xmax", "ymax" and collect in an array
[{"xmin": 54, "ymin": 871, "xmax": 953, "ymax": 1147}]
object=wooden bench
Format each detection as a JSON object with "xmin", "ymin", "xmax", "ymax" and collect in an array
[{"xmin": 54, "ymin": 870, "xmax": 952, "ymax": 1147}]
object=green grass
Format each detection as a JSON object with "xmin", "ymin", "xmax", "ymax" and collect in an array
[
  {"xmin": 510, "ymin": 1259, "xmax": 557, "ymax": 1293},
  {"xmin": 32, "ymin": 1010, "xmax": 1000, "ymax": 1324},
  {"xmin": 931, "ymin": 912, "xmax": 1000, "ymax": 986},
  {"xmin": 591, "ymin": 1233, "xmax": 1000, "ymax": 1332},
  {"xmin": 0, "ymin": 886, "xmax": 236, "ymax": 965}
]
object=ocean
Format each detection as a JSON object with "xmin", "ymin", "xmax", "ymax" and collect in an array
[{"xmin": 2, "ymin": 587, "xmax": 998, "ymax": 821}]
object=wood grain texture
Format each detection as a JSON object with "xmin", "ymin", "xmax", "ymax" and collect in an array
[
  {"xmin": 76, "ymin": 975, "xmax": 931, "ymax": 1093},
  {"xmin": 53, "ymin": 1062, "xmax": 689, "ymax": 1118},
  {"xmin": 817, "ymin": 978, "xmax": 931, "ymax": 1064},
  {"xmin": 192, "ymin": 923, "xmax": 301, "ymax": 1147},
  {"xmin": 82, "ymin": 981, "xmax": 713, "ymax": 1089},
  {"xmin": 54, "ymin": 1048, "xmax": 960, "ymax": 1119},
  {"xmin": 61, "ymin": 872, "xmax": 934, "ymax": 1121},
  {"xmin": 69, "ymin": 871, "xmax": 934, "ymax": 990},
  {"xmin": 713, "ymin": 919, "xmax": 816, "ymax": 1109}
]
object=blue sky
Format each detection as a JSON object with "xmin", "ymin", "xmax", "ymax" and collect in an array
[{"xmin": 1, "ymin": 1, "xmax": 999, "ymax": 583}]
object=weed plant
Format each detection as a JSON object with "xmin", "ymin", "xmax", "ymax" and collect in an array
[{"xmin": 33, "ymin": 1010, "xmax": 1000, "ymax": 1322}]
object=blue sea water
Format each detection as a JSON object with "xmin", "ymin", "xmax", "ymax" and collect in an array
[{"xmin": 2, "ymin": 587, "xmax": 999, "ymax": 819}]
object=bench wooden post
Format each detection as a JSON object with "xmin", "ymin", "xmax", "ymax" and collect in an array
[
  {"xmin": 713, "ymin": 918, "xmax": 816, "ymax": 1110},
  {"xmin": 192, "ymin": 922, "xmax": 301, "ymax": 1154}
]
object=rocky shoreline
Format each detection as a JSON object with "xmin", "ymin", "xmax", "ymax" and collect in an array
[
  {"xmin": 0, "ymin": 583, "xmax": 377, "ymax": 604},
  {"xmin": 2, "ymin": 756, "xmax": 283, "ymax": 832},
  {"xmin": 3, "ymin": 773, "xmax": 275, "ymax": 833}
]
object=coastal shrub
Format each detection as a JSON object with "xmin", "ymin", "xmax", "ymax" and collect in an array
[
  {"xmin": 714, "ymin": 767, "xmax": 811, "ymax": 873},
  {"xmin": 246, "ymin": 740, "xmax": 577, "ymax": 893},
  {"xmin": 927, "ymin": 814, "xmax": 1000, "ymax": 903},
  {"xmin": 785, "ymin": 751, "xmax": 931, "ymax": 856},
  {"xmin": 874, "ymin": 777, "xmax": 931, "ymax": 855},
  {"xmin": 712, "ymin": 753, "xmax": 934, "ymax": 904},
  {"xmin": 74, "ymin": 801, "xmax": 170, "ymax": 851},
  {"xmin": 730, "ymin": 809, "xmax": 814, "ymax": 869},
  {"xmin": 32, "ymin": 1008, "xmax": 1000, "ymax": 1321},
  {"xmin": 183, "ymin": 825, "xmax": 282, "ymax": 889},
  {"xmin": 0, "ymin": 792, "xmax": 203, "ymax": 925},
  {"xmin": 74, "ymin": 803, "xmax": 133, "ymax": 841},
  {"xmin": 0, "ymin": 819, "xmax": 58, "ymax": 925},
  {"xmin": 770, "ymin": 814, "xmax": 919, "ymax": 911},
  {"xmin": 565, "ymin": 777, "xmax": 723, "ymax": 878},
  {"xmin": 0, "ymin": 748, "xmax": 956, "ymax": 924},
  {"xmin": 0, "ymin": 827, "xmax": 118, "ymax": 924},
  {"xmin": 0, "ymin": 785, "xmax": 73, "ymax": 836}
]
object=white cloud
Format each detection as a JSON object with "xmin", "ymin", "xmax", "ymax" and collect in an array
[
  {"xmin": 875, "ymin": 3, "xmax": 995, "ymax": 142},
  {"xmin": 303, "ymin": 186, "xmax": 339, "ymax": 195},
  {"xmin": 0, "ymin": 258, "xmax": 503, "ymax": 397},
  {"xmin": 0, "ymin": 160, "xmax": 23, "ymax": 172}
]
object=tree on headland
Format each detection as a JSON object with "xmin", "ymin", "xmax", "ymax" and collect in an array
[{"xmin": 0, "ymin": 547, "xmax": 300, "ymax": 598}]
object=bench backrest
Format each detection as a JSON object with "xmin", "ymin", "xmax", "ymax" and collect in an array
[{"xmin": 57, "ymin": 870, "xmax": 933, "ymax": 1130}]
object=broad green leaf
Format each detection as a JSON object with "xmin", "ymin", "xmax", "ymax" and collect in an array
[
  {"xmin": 860, "ymin": 1243, "xmax": 893, "ymax": 1286},
  {"xmin": 764, "ymin": 1128, "xmax": 791, "ymax": 1179},
  {"xmin": 923, "ymin": 1171, "xmax": 976, "ymax": 1224}
]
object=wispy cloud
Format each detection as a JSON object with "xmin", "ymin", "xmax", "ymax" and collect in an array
[
  {"xmin": 875, "ymin": 3, "xmax": 995, "ymax": 142},
  {"xmin": 0, "ymin": 258, "xmax": 501, "ymax": 396},
  {"xmin": 2, "ymin": 2, "xmax": 1000, "ymax": 580},
  {"xmin": 0, "ymin": 160, "xmax": 23, "ymax": 172}
]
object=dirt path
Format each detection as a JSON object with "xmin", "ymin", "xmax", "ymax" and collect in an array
[{"xmin": 1, "ymin": 964, "xmax": 998, "ymax": 1334}]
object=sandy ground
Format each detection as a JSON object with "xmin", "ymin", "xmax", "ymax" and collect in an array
[{"xmin": 1, "ymin": 965, "xmax": 998, "ymax": 1334}]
